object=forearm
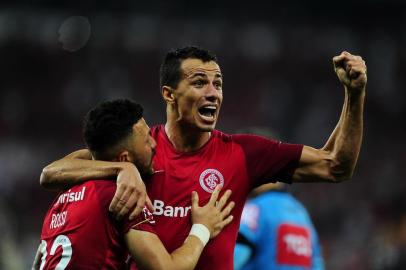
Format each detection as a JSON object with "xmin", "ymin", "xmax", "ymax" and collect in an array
[
  {"xmin": 40, "ymin": 149, "xmax": 130, "ymax": 190},
  {"xmin": 323, "ymin": 88, "xmax": 365, "ymax": 179},
  {"xmin": 31, "ymin": 243, "xmax": 43, "ymax": 270},
  {"xmin": 167, "ymin": 236, "xmax": 205, "ymax": 270},
  {"xmin": 322, "ymin": 90, "xmax": 349, "ymax": 151},
  {"xmin": 126, "ymin": 231, "xmax": 204, "ymax": 270}
]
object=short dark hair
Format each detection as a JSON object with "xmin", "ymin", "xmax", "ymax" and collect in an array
[
  {"xmin": 159, "ymin": 46, "xmax": 218, "ymax": 89},
  {"xmin": 83, "ymin": 99, "xmax": 143, "ymax": 160}
]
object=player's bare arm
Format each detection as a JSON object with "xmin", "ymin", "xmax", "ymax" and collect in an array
[
  {"xmin": 125, "ymin": 186, "xmax": 235, "ymax": 270},
  {"xmin": 293, "ymin": 51, "xmax": 367, "ymax": 182},
  {"xmin": 40, "ymin": 149, "xmax": 152, "ymax": 219},
  {"xmin": 31, "ymin": 242, "xmax": 43, "ymax": 270}
]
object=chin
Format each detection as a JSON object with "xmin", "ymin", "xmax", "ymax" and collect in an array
[{"xmin": 196, "ymin": 122, "xmax": 217, "ymax": 132}]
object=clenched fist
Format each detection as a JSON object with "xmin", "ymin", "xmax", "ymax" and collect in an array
[{"xmin": 333, "ymin": 51, "xmax": 367, "ymax": 93}]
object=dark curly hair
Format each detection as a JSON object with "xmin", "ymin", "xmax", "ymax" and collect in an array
[
  {"xmin": 83, "ymin": 99, "xmax": 143, "ymax": 160},
  {"xmin": 159, "ymin": 46, "xmax": 218, "ymax": 89}
]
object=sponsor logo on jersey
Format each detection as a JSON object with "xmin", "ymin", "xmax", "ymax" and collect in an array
[
  {"xmin": 198, "ymin": 169, "xmax": 224, "ymax": 193},
  {"xmin": 54, "ymin": 187, "xmax": 86, "ymax": 206},
  {"xmin": 277, "ymin": 223, "xmax": 312, "ymax": 267},
  {"xmin": 153, "ymin": 200, "xmax": 191, "ymax": 218}
]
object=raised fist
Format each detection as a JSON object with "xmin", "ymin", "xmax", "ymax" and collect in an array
[{"xmin": 333, "ymin": 51, "xmax": 367, "ymax": 92}]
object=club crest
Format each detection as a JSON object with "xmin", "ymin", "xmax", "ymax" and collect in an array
[{"xmin": 199, "ymin": 169, "xmax": 224, "ymax": 193}]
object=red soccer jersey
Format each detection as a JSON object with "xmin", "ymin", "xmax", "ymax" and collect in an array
[
  {"xmin": 40, "ymin": 180, "xmax": 154, "ymax": 270},
  {"xmin": 143, "ymin": 125, "xmax": 303, "ymax": 270}
]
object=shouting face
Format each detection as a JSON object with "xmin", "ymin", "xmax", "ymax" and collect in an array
[{"xmin": 169, "ymin": 58, "xmax": 223, "ymax": 132}]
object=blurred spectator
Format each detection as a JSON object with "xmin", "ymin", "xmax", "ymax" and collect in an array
[{"xmin": 234, "ymin": 182, "xmax": 325, "ymax": 270}]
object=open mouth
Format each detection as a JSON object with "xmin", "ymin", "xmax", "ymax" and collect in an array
[{"xmin": 198, "ymin": 105, "xmax": 217, "ymax": 121}]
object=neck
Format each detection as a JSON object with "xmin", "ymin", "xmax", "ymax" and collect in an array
[{"xmin": 165, "ymin": 121, "xmax": 211, "ymax": 152}]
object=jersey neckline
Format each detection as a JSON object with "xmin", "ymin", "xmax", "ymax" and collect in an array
[{"xmin": 157, "ymin": 124, "xmax": 217, "ymax": 156}]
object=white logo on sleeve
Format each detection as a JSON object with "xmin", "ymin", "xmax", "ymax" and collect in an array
[{"xmin": 199, "ymin": 169, "xmax": 224, "ymax": 193}]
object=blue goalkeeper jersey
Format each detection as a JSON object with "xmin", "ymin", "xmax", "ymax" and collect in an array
[{"xmin": 234, "ymin": 191, "xmax": 324, "ymax": 270}]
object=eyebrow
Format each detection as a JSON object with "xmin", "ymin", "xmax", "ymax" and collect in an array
[{"xmin": 188, "ymin": 72, "xmax": 223, "ymax": 79}]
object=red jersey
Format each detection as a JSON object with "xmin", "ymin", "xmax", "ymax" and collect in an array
[
  {"xmin": 40, "ymin": 180, "xmax": 154, "ymax": 270},
  {"xmin": 144, "ymin": 126, "xmax": 303, "ymax": 270}
]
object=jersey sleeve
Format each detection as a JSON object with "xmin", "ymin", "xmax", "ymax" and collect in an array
[{"xmin": 233, "ymin": 134, "xmax": 303, "ymax": 185}]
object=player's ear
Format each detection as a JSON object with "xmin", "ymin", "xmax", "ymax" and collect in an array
[
  {"xmin": 117, "ymin": 151, "xmax": 131, "ymax": 163},
  {"xmin": 162, "ymin": 86, "xmax": 175, "ymax": 104}
]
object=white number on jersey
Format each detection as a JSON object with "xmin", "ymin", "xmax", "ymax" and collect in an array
[{"xmin": 39, "ymin": 235, "xmax": 72, "ymax": 270}]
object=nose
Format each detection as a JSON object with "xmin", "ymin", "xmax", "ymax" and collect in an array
[{"xmin": 205, "ymin": 83, "xmax": 221, "ymax": 102}]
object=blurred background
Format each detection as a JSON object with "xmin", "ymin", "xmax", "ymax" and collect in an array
[{"xmin": 0, "ymin": 0, "xmax": 405, "ymax": 269}]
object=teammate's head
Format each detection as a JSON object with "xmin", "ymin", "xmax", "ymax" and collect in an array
[
  {"xmin": 160, "ymin": 46, "xmax": 223, "ymax": 132},
  {"xmin": 83, "ymin": 99, "xmax": 156, "ymax": 176}
]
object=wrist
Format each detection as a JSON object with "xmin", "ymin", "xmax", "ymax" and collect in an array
[
  {"xmin": 345, "ymin": 86, "xmax": 366, "ymax": 96},
  {"xmin": 188, "ymin": 224, "xmax": 210, "ymax": 246},
  {"xmin": 117, "ymin": 162, "xmax": 136, "ymax": 172}
]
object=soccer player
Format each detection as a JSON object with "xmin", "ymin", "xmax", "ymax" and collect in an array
[
  {"xmin": 34, "ymin": 99, "xmax": 234, "ymax": 270},
  {"xmin": 234, "ymin": 183, "xmax": 324, "ymax": 270},
  {"xmin": 40, "ymin": 47, "xmax": 367, "ymax": 269}
]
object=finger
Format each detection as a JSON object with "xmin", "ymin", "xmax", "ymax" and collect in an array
[
  {"xmin": 109, "ymin": 184, "xmax": 127, "ymax": 212},
  {"xmin": 349, "ymin": 68, "xmax": 367, "ymax": 81},
  {"xmin": 216, "ymin": 215, "xmax": 234, "ymax": 230},
  {"xmin": 332, "ymin": 55, "xmax": 346, "ymax": 66},
  {"xmin": 216, "ymin": 189, "xmax": 232, "ymax": 210},
  {"xmin": 117, "ymin": 191, "xmax": 138, "ymax": 220},
  {"xmin": 335, "ymin": 51, "xmax": 355, "ymax": 63},
  {"xmin": 220, "ymin": 201, "xmax": 235, "ymax": 218},
  {"xmin": 342, "ymin": 51, "xmax": 351, "ymax": 56},
  {"xmin": 208, "ymin": 185, "xmax": 221, "ymax": 205},
  {"xmin": 350, "ymin": 65, "xmax": 366, "ymax": 74},
  {"xmin": 191, "ymin": 191, "xmax": 199, "ymax": 209},
  {"xmin": 129, "ymin": 192, "xmax": 146, "ymax": 220},
  {"xmin": 145, "ymin": 195, "xmax": 154, "ymax": 212},
  {"xmin": 345, "ymin": 61, "xmax": 352, "ymax": 73},
  {"xmin": 346, "ymin": 59, "xmax": 365, "ymax": 67},
  {"xmin": 349, "ymin": 68, "xmax": 360, "ymax": 79},
  {"xmin": 354, "ymin": 55, "xmax": 363, "ymax": 61},
  {"xmin": 113, "ymin": 189, "xmax": 133, "ymax": 219}
]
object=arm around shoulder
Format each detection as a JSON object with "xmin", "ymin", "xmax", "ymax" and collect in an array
[{"xmin": 40, "ymin": 149, "xmax": 126, "ymax": 190}]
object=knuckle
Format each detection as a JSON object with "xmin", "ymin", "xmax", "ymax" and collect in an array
[
  {"xmin": 118, "ymin": 199, "xmax": 126, "ymax": 204},
  {"xmin": 119, "ymin": 183, "xmax": 128, "ymax": 188}
]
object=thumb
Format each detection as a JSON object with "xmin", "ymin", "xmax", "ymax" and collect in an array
[
  {"xmin": 191, "ymin": 191, "xmax": 199, "ymax": 209},
  {"xmin": 349, "ymin": 68, "xmax": 358, "ymax": 79}
]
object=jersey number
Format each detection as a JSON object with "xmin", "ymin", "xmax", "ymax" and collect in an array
[{"xmin": 40, "ymin": 235, "xmax": 72, "ymax": 270}]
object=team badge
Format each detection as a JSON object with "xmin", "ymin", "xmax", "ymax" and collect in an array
[
  {"xmin": 142, "ymin": 206, "xmax": 156, "ymax": 224},
  {"xmin": 199, "ymin": 169, "xmax": 224, "ymax": 193}
]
